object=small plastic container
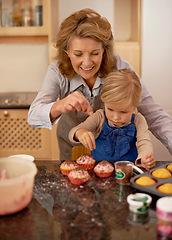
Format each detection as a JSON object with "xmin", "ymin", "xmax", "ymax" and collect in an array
[
  {"xmin": 0, "ymin": 157, "xmax": 37, "ymax": 215},
  {"xmin": 156, "ymin": 197, "xmax": 172, "ymax": 238},
  {"xmin": 127, "ymin": 193, "xmax": 152, "ymax": 225},
  {"xmin": 127, "ymin": 193, "xmax": 152, "ymax": 213},
  {"xmin": 115, "ymin": 161, "xmax": 134, "ymax": 184}
]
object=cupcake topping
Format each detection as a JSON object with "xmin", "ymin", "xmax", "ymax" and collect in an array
[
  {"xmin": 94, "ymin": 161, "xmax": 114, "ymax": 172},
  {"xmin": 77, "ymin": 155, "xmax": 95, "ymax": 164},
  {"xmin": 60, "ymin": 160, "xmax": 78, "ymax": 170},
  {"xmin": 69, "ymin": 167, "xmax": 90, "ymax": 179}
]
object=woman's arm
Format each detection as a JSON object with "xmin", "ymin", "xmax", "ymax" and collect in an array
[
  {"xmin": 28, "ymin": 62, "xmax": 93, "ymax": 129},
  {"xmin": 28, "ymin": 63, "xmax": 63, "ymax": 129},
  {"xmin": 50, "ymin": 91, "xmax": 93, "ymax": 121},
  {"xmin": 138, "ymin": 80, "xmax": 172, "ymax": 155}
]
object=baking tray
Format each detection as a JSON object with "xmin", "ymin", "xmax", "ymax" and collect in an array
[{"xmin": 130, "ymin": 163, "xmax": 172, "ymax": 197}]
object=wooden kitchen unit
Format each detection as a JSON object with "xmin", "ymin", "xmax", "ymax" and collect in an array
[
  {"xmin": 0, "ymin": 109, "xmax": 60, "ymax": 160},
  {"xmin": 114, "ymin": 0, "xmax": 141, "ymax": 75}
]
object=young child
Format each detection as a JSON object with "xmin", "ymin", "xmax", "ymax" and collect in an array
[{"xmin": 69, "ymin": 69, "xmax": 156, "ymax": 170}]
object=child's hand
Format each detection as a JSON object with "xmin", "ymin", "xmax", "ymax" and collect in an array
[
  {"xmin": 75, "ymin": 128, "xmax": 96, "ymax": 151},
  {"xmin": 141, "ymin": 153, "xmax": 156, "ymax": 171}
]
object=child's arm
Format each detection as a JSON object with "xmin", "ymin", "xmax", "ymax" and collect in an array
[
  {"xmin": 69, "ymin": 109, "xmax": 105, "ymax": 145},
  {"xmin": 74, "ymin": 128, "xmax": 96, "ymax": 151},
  {"xmin": 140, "ymin": 153, "xmax": 156, "ymax": 171},
  {"xmin": 135, "ymin": 112, "xmax": 156, "ymax": 170}
]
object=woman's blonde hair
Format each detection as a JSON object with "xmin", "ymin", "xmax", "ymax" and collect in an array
[
  {"xmin": 54, "ymin": 8, "xmax": 116, "ymax": 79},
  {"xmin": 101, "ymin": 69, "xmax": 142, "ymax": 108}
]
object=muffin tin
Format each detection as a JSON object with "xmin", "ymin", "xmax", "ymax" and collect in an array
[{"xmin": 130, "ymin": 163, "xmax": 172, "ymax": 197}]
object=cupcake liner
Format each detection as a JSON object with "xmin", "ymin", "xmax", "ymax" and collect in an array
[
  {"xmin": 94, "ymin": 170, "xmax": 113, "ymax": 178},
  {"xmin": 68, "ymin": 175, "xmax": 90, "ymax": 185},
  {"xmin": 60, "ymin": 168, "xmax": 71, "ymax": 176}
]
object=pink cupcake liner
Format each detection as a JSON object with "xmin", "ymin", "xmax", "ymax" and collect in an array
[
  {"xmin": 68, "ymin": 175, "xmax": 90, "ymax": 185},
  {"xmin": 94, "ymin": 170, "xmax": 113, "ymax": 178}
]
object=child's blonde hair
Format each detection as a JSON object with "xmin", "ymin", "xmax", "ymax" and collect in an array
[{"xmin": 101, "ymin": 69, "xmax": 142, "ymax": 108}]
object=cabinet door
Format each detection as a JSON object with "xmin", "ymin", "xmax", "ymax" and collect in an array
[
  {"xmin": 114, "ymin": 0, "xmax": 141, "ymax": 75},
  {"xmin": 0, "ymin": 0, "xmax": 48, "ymax": 36},
  {"xmin": 0, "ymin": 109, "xmax": 52, "ymax": 160}
]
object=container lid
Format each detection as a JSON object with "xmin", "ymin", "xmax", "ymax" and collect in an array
[
  {"xmin": 127, "ymin": 193, "xmax": 152, "ymax": 207},
  {"xmin": 156, "ymin": 197, "xmax": 172, "ymax": 212}
]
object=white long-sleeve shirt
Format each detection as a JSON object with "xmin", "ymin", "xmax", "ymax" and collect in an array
[{"xmin": 28, "ymin": 54, "xmax": 172, "ymax": 155}]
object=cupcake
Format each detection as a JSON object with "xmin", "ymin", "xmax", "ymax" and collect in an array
[
  {"xmin": 167, "ymin": 163, "xmax": 172, "ymax": 171},
  {"xmin": 94, "ymin": 160, "xmax": 114, "ymax": 178},
  {"xmin": 152, "ymin": 168, "xmax": 172, "ymax": 179},
  {"xmin": 135, "ymin": 176, "xmax": 156, "ymax": 186},
  {"xmin": 76, "ymin": 154, "xmax": 95, "ymax": 170},
  {"xmin": 157, "ymin": 183, "xmax": 172, "ymax": 194},
  {"xmin": 60, "ymin": 160, "xmax": 79, "ymax": 176},
  {"xmin": 68, "ymin": 167, "xmax": 90, "ymax": 185}
]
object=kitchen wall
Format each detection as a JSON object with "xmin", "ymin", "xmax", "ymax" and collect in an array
[
  {"xmin": 58, "ymin": 0, "xmax": 114, "ymax": 29},
  {"xmin": 141, "ymin": 0, "xmax": 172, "ymax": 161},
  {"xmin": 0, "ymin": 43, "xmax": 48, "ymax": 92},
  {"xmin": 0, "ymin": 0, "xmax": 171, "ymax": 160},
  {"xmin": 141, "ymin": 0, "xmax": 172, "ymax": 112}
]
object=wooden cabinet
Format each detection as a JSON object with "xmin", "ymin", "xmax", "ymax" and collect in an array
[
  {"xmin": 114, "ymin": 0, "xmax": 141, "ymax": 75},
  {"xmin": 0, "ymin": 0, "xmax": 59, "ymax": 62},
  {"xmin": 0, "ymin": 0, "xmax": 60, "ymax": 160},
  {"xmin": 0, "ymin": 109, "xmax": 59, "ymax": 160},
  {"xmin": 0, "ymin": 0, "xmax": 48, "ymax": 36}
]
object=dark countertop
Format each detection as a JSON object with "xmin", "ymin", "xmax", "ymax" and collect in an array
[{"xmin": 0, "ymin": 161, "xmax": 171, "ymax": 240}]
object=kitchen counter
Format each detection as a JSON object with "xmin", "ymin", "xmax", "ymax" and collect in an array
[
  {"xmin": 0, "ymin": 161, "xmax": 170, "ymax": 240},
  {"xmin": 0, "ymin": 92, "xmax": 37, "ymax": 109}
]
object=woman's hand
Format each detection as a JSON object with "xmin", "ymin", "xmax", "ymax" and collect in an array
[
  {"xmin": 141, "ymin": 153, "xmax": 156, "ymax": 171},
  {"xmin": 75, "ymin": 128, "xmax": 96, "ymax": 151},
  {"xmin": 50, "ymin": 91, "xmax": 93, "ymax": 120}
]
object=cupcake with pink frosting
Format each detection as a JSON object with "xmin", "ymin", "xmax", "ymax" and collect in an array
[
  {"xmin": 94, "ymin": 161, "xmax": 114, "ymax": 178},
  {"xmin": 60, "ymin": 160, "xmax": 79, "ymax": 176},
  {"xmin": 68, "ymin": 167, "xmax": 91, "ymax": 185},
  {"xmin": 76, "ymin": 154, "xmax": 95, "ymax": 170}
]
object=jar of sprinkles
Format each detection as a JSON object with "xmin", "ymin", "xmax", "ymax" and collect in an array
[{"xmin": 156, "ymin": 197, "xmax": 172, "ymax": 238}]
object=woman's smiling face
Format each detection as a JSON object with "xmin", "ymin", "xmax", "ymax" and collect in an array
[{"xmin": 67, "ymin": 36, "xmax": 104, "ymax": 86}]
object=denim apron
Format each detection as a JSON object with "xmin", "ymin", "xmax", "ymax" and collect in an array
[
  {"xmin": 91, "ymin": 114, "xmax": 138, "ymax": 162},
  {"xmin": 57, "ymin": 84, "xmax": 104, "ymax": 160}
]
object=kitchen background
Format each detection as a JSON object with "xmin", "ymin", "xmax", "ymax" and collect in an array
[{"xmin": 0, "ymin": 0, "xmax": 172, "ymax": 161}]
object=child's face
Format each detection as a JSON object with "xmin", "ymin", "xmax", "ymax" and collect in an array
[{"xmin": 105, "ymin": 102, "xmax": 135, "ymax": 127}]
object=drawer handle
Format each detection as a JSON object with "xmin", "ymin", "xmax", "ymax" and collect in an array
[{"xmin": 4, "ymin": 111, "xmax": 9, "ymax": 117}]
